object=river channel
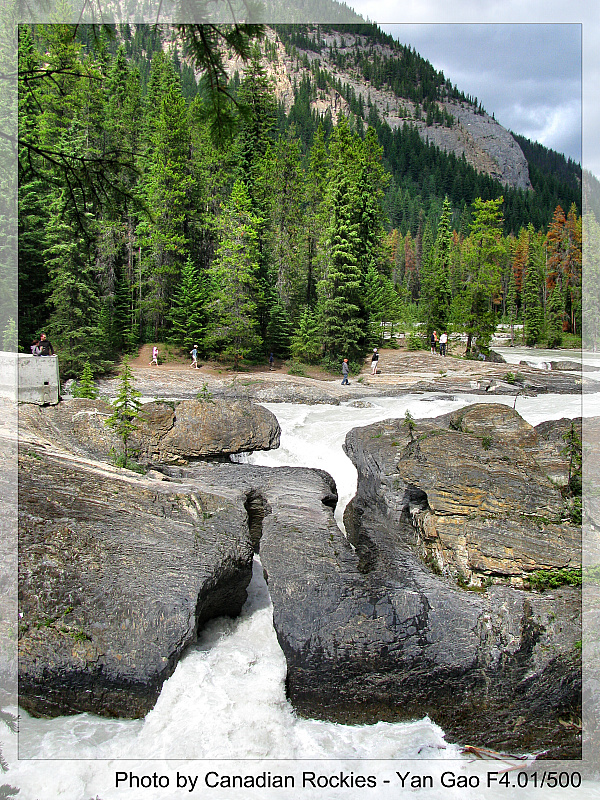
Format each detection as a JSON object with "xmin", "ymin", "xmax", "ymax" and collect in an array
[{"xmin": 8, "ymin": 370, "xmax": 600, "ymax": 799}]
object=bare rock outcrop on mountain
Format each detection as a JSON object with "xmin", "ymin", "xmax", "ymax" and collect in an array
[{"xmin": 225, "ymin": 27, "xmax": 532, "ymax": 191}]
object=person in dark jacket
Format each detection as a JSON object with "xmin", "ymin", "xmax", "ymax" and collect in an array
[
  {"xmin": 341, "ymin": 358, "xmax": 349, "ymax": 385},
  {"xmin": 38, "ymin": 333, "xmax": 54, "ymax": 356},
  {"xmin": 371, "ymin": 348, "xmax": 379, "ymax": 375}
]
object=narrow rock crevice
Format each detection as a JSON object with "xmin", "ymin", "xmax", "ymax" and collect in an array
[{"xmin": 244, "ymin": 490, "xmax": 270, "ymax": 552}]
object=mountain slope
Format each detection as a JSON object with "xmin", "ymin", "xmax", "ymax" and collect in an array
[{"xmin": 225, "ymin": 24, "xmax": 532, "ymax": 191}]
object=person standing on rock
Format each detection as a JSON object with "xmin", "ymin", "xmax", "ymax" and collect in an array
[
  {"xmin": 439, "ymin": 331, "xmax": 448, "ymax": 356},
  {"xmin": 430, "ymin": 330, "xmax": 438, "ymax": 354},
  {"xmin": 341, "ymin": 358, "xmax": 350, "ymax": 385},
  {"xmin": 190, "ymin": 345, "xmax": 198, "ymax": 368},
  {"xmin": 371, "ymin": 348, "xmax": 379, "ymax": 375},
  {"xmin": 150, "ymin": 345, "xmax": 159, "ymax": 366}
]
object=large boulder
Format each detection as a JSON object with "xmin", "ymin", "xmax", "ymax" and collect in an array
[
  {"xmin": 18, "ymin": 443, "xmax": 254, "ymax": 718},
  {"xmin": 258, "ymin": 404, "xmax": 582, "ymax": 757},
  {"xmin": 17, "ymin": 430, "xmax": 339, "ymax": 720},
  {"xmin": 19, "ymin": 397, "xmax": 280, "ymax": 464}
]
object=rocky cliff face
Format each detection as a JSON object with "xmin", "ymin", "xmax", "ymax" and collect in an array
[
  {"xmin": 224, "ymin": 27, "xmax": 531, "ymax": 191},
  {"xmin": 343, "ymin": 404, "xmax": 581, "ymax": 588}
]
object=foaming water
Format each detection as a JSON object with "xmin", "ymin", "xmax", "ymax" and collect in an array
[{"xmin": 8, "ymin": 392, "xmax": 597, "ymax": 799}]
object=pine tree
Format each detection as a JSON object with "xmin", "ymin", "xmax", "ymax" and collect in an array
[
  {"xmin": 139, "ymin": 55, "xmax": 195, "ymax": 339},
  {"xmin": 290, "ymin": 305, "xmax": 322, "ymax": 364},
  {"xmin": 462, "ymin": 197, "xmax": 506, "ymax": 355},
  {"xmin": 43, "ymin": 192, "xmax": 105, "ymax": 378},
  {"xmin": 206, "ymin": 180, "xmax": 262, "ymax": 369},
  {"xmin": 506, "ymin": 266, "xmax": 518, "ymax": 345},
  {"xmin": 546, "ymin": 282, "xmax": 564, "ymax": 348},
  {"xmin": 105, "ymin": 356, "xmax": 142, "ymax": 466},
  {"xmin": 523, "ymin": 225, "xmax": 545, "ymax": 346},
  {"xmin": 169, "ymin": 256, "xmax": 209, "ymax": 352},
  {"xmin": 72, "ymin": 360, "xmax": 98, "ymax": 399},
  {"xmin": 319, "ymin": 176, "xmax": 365, "ymax": 362},
  {"xmin": 429, "ymin": 195, "xmax": 453, "ymax": 334},
  {"xmin": 266, "ymin": 295, "xmax": 292, "ymax": 358}
]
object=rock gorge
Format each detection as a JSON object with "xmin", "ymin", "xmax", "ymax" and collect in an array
[{"xmin": 17, "ymin": 398, "xmax": 582, "ymax": 757}]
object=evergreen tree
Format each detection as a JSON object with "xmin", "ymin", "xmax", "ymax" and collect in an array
[
  {"xmin": 72, "ymin": 359, "xmax": 99, "ymax": 399},
  {"xmin": 169, "ymin": 256, "xmax": 209, "ymax": 352},
  {"xmin": 546, "ymin": 282, "xmax": 564, "ymax": 348},
  {"xmin": 266, "ymin": 295, "xmax": 292, "ymax": 357},
  {"xmin": 522, "ymin": 225, "xmax": 545, "ymax": 346},
  {"xmin": 428, "ymin": 195, "xmax": 453, "ymax": 334},
  {"xmin": 319, "ymin": 175, "xmax": 365, "ymax": 362},
  {"xmin": 290, "ymin": 305, "xmax": 322, "ymax": 364},
  {"xmin": 105, "ymin": 355, "xmax": 142, "ymax": 466},
  {"xmin": 506, "ymin": 265, "xmax": 518, "ymax": 345},
  {"xmin": 462, "ymin": 197, "xmax": 506, "ymax": 354},
  {"xmin": 43, "ymin": 192, "xmax": 105, "ymax": 378},
  {"xmin": 206, "ymin": 180, "xmax": 262, "ymax": 369},
  {"xmin": 305, "ymin": 123, "xmax": 328, "ymax": 306},
  {"xmin": 139, "ymin": 55, "xmax": 195, "ymax": 339}
]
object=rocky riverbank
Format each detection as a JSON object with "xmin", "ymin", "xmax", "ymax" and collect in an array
[{"xmin": 90, "ymin": 348, "xmax": 595, "ymax": 405}]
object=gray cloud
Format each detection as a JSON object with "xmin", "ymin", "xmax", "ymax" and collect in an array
[
  {"xmin": 378, "ymin": 23, "xmax": 582, "ymax": 165},
  {"xmin": 350, "ymin": 0, "xmax": 596, "ymax": 176}
]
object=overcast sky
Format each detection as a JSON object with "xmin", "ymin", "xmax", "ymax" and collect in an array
[{"xmin": 349, "ymin": 0, "xmax": 596, "ymax": 178}]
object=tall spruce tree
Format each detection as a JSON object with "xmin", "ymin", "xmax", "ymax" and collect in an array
[
  {"xmin": 523, "ymin": 225, "xmax": 545, "ymax": 346},
  {"xmin": 428, "ymin": 195, "xmax": 453, "ymax": 334},
  {"xmin": 319, "ymin": 175, "xmax": 365, "ymax": 362},
  {"xmin": 170, "ymin": 255, "xmax": 209, "ymax": 352},
  {"xmin": 206, "ymin": 180, "xmax": 262, "ymax": 369},
  {"xmin": 462, "ymin": 197, "xmax": 506, "ymax": 354}
]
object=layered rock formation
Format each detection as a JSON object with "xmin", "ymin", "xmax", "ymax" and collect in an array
[
  {"xmin": 343, "ymin": 404, "xmax": 581, "ymax": 588},
  {"xmin": 19, "ymin": 397, "xmax": 280, "ymax": 464},
  {"xmin": 261, "ymin": 404, "xmax": 582, "ymax": 757}
]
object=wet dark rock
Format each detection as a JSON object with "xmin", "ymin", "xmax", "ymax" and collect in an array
[
  {"xmin": 259, "ymin": 403, "xmax": 582, "ymax": 757},
  {"xmin": 18, "ymin": 443, "xmax": 254, "ymax": 718}
]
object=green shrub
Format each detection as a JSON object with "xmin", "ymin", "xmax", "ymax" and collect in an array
[
  {"xmin": 406, "ymin": 331, "xmax": 426, "ymax": 351},
  {"xmin": 528, "ymin": 568, "xmax": 582, "ymax": 592},
  {"xmin": 286, "ymin": 359, "xmax": 307, "ymax": 376}
]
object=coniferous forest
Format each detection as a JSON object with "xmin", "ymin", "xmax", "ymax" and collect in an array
[{"xmin": 17, "ymin": 22, "xmax": 584, "ymax": 379}]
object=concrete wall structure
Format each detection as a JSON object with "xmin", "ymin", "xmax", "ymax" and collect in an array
[{"xmin": 18, "ymin": 355, "xmax": 60, "ymax": 405}]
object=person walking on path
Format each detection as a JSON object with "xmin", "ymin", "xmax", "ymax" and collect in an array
[
  {"xmin": 190, "ymin": 345, "xmax": 198, "ymax": 368},
  {"xmin": 439, "ymin": 331, "xmax": 448, "ymax": 356},
  {"xmin": 150, "ymin": 345, "xmax": 159, "ymax": 366},
  {"xmin": 371, "ymin": 348, "xmax": 379, "ymax": 375},
  {"xmin": 269, "ymin": 352, "xmax": 275, "ymax": 371},
  {"xmin": 430, "ymin": 330, "xmax": 438, "ymax": 354},
  {"xmin": 38, "ymin": 332, "xmax": 54, "ymax": 356},
  {"xmin": 341, "ymin": 358, "xmax": 350, "ymax": 385}
]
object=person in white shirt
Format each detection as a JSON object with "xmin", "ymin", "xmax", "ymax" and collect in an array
[{"xmin": 439, "ymin": 332, "xmax": 448, "ymax": 356}]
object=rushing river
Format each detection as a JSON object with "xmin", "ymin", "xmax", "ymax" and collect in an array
[{"xmin": 7, "ymin": 387, "xmax": 600, "ymax": 800}]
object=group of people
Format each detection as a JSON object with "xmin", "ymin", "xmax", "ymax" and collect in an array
[
  {"xmin": 30, "ymin": 332, "xmax": 54, "ymax": 356},
  {"xmin": 342, "ymin": 348, "xmax": 379, "ymax": 385},
  {"xmin": 430, "ymin": 330, "xmax": 448, "ymax": 356}
]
